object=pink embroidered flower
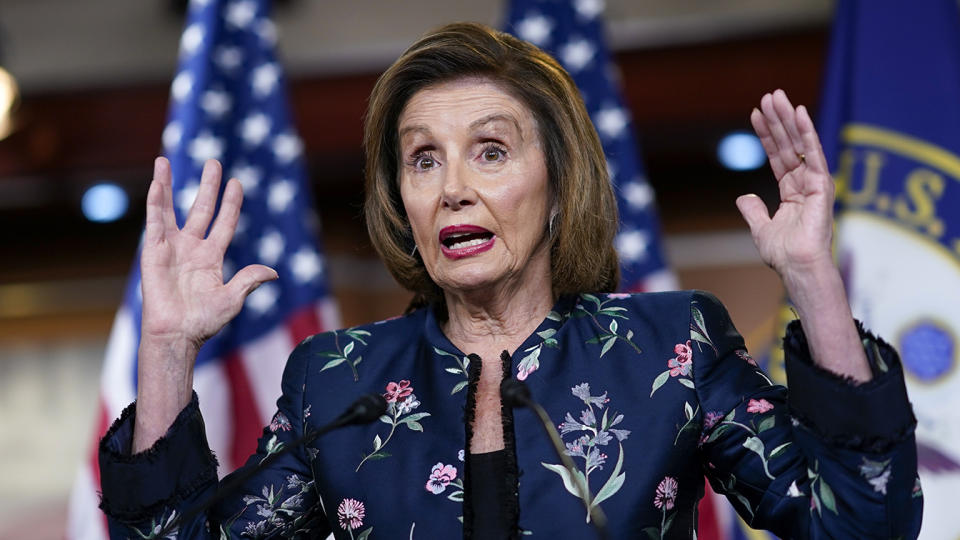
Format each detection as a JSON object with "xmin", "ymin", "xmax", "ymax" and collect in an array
[
  {"xmin": 337, "ymin": 498, "xmax": 365, "ymax": 530},
  {"xmin": 735, "ymin": 349, "xmax": 758, "ymax": 367},
  {"xmin": 703, "ymin": 411, "xmax": 724, "ymax": 430},
  {"xmin": 517, "ymin": 362, "xmax": 536, "ymax": 381},
  {"xmin": 747, "ymin": 398, "xmax": 773, "ymax": 414},
  {"xmin": 269, "ymin": 411, "xmax": 291, "ymax": 432},
  {"xmin": 383, "ymin": 380, "xmax": 413, "ymax": 403},
  {"xmin": 607, "ymin": 293, "xmax": 631, "ymax": 299},
  {"xmin": 654, "ymin": 476, "xmax": 678, "ymax": 510},
  {"xmin": 425, "ymin": 462, "xmax": 458, "ymax": 494},
  {"xmin": 668, "ymin": 340, "xmax": 693, "ymax": 377}
]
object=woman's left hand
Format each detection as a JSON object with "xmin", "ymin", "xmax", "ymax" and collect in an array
[{"xmin": 736, "ymin": 89, "xmax": 835, "ymax": 282}]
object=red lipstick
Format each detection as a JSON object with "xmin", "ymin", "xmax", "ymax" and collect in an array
[{"xmin": 438, "ymin": 225, "xmax": 496, "ymax": 260}]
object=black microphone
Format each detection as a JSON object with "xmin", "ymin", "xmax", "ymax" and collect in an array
[
  {"xmin": 501, "ymin": 377, "xmax": 609, "ymax": 540},
  {"xmin": 155, "ymin": 393, "xmax": 387, "ymax": 537}
]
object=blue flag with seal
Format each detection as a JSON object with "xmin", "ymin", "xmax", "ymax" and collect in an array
[{"xmin": 819, "ymin": 1, "xmax": 960, "ymax": 537}]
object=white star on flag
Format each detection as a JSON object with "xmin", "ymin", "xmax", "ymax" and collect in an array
[
  {"xmin": 171, "ymin": 72, "xmax": 193, "ymax": 102},
  {"xmin": 180, "ymin": 24, "xmax": 205, "ymax": 56},
  {"xmin": 256, "ymin": 19, "xmax": 277, "ymax": 46},
  {"xmin": 245, "ymin": 282, "xmax": 278, "ymax": 315},
  {"xmin": 201, "ymin": 90, "xmax": 232, "ymax": 118},
  {"xmin": 251, "ymin": 62, "xmax": 280, "ymax": 97},
  {"xmin": 188, "ymin": 131, "xmax": 225, "ymax": 164},
  {"xmin": 573, "ymin": 0, "xmax": 605, "ymax": 19},
  {"xmin": 516, "ymin": 14, "xmax": 553, "ymax": 46},
  {"xmin": 594, "ymin": 106, "xmax": 628, "ymax": 140},
  {"xmin": 272, "ymin": 133, "xmax": 303, "ymax": 163},
  {"xmin": 268, "ymin": 179, "xmax": 296, "ymax": 213},
  {"xmin": 162, "ymin": 122, "xmax": 182, "ymax": 151},
  {"xmin": 616, "ymin": 230, "xmax": 649, "ymax": 262},
  {"xmin": 241, "ymin": 113, "xmax": 271, "ymax": 146},
  {"xmin": 559, "ymin": 39, "xmax": 595, "ymax": 72},
  {"xmin": 622, "ymin": 180, "xmax": 653, "ymax": 209},
  {"xmin": 290, "ymin": 248, "xmax": 323, "ymax": 283},
  {"xmin": 215, "ymin": 46, "xmax": 244, "ymax": 71},
  {"xmin": 258, "ymin": 230, "xmax": 285, "ymax": 265},
  {"xmin": 231, "ymin": 163, "xmax": 262, "ymax": 194},
  {"xmin": 225, "ymin": 0, "xmax": 257, "ymax": 29}
]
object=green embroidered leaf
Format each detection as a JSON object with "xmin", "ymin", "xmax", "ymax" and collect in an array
[
  {"xmin": 581, "ymin": 293, "xmax": 601, "ymax": 307},
  {"xmin": 373, "ymin": 434, "xmax": 382, "ymax": 450},
  {"xmin": 547, "ymin": 310, "xmax": 563, "ymax": 321},
  {"xmin": 541, "ymin": 462, "xmax": 586, "ymax": 498},
  {"xmin": 757, "ymin": 416, "xmax": 776, "ymax": 433},
  {"xmin": 811, "ymin": 490, "xmax": 822, "ymax": 515},
  {"xmin": 444, "ymin": 367, "xmax": 463, "ymax": 375},
  {"xmin": 663, "ymin": 512, "xmax": 676, "ymax": 535},
  {"xmin": 706, "ymin": 424, "xmax": 730, "ymax": 444},
  {"xmin": 447, "ymin": 490, "xmax": 464, "ymax": 502},
  {"xmin": 734, "ymin": 493, "xmax": 754, "ymax": 519},
  {"xmin": 626, "ymin": 329, "xmax": 634, "ymax": 340},
  {"xmin": 678, "ymin": 378, "xmax": 695, "ymax": 389},
  {"xmin": 316, "ymin": 351, "xmax": 342, "ymax": 358},
  {"xmin": 691, "ymin": 306, "xmax": 708, "ymax": 338},
  {"xmin": 352, "ymin": 355, "xmax": 363, "ymax": 367},
  {"xmin": 600, "ymin": 334, "xmax": 617, "ymax": 357},
  {"xmin": 601, "ymin": 409, "xmax": 609, "ymax": 430},
  {"xmin": 586, "ymin": 336, "xmax": 601, "ymax": 345},
  {"xmin": 318, "ymin": 357, "xmax": 346, "ymax": 372},
  {"xmin": 690, "ymin": 329, "xmax": 711, "ymax": 347},
  {"xmin": 642, "ymin": 527, "xmax": 660, "ymax": 540},
  {"xmin": 742, "ymin": 436, "xmax": 765, "ymax": 459},
  {"xmin": 356, "ymin": 527, "xmax": 373, "ymax": 540},
  {"xmin": 596, "ymin": 309, "xmax": 628, "ymax": 319},
  {"xmin": 592, "ymin": 444, "xmax": 626, "ymax": 506},
  {"xmin": 451, "ymin": 380, "xmax": 469, "ymax": 395},
  {"xmin": 608, "ymin": 319, "xmax": 619, "ymax": 333},
  {"xmin": 819, "ymin": 479, "xmax": 838, "ymax": 514},
  {"xmin": 650, "ymin": 370, "xmax": 671, "ymax": 397},
  {"xmin": 601, "ymin": 306, "xmax": 628, "ymax": 312},
  {"xmin": 723, "ymin": 409, "xmax": 736, "ymax": 422},
  {"xmin": 379, "ymin": 415, "xmax": 392, "ymax": 424},
  {"xmin": 433, "ymin": 347, "xmax": 460, "ymax": 359},
  {"xmin": 769, "ymin": 442, "xmax": 792, "ymax": 459},
  {"xmin": 401, "ymin": 412, "xmax": 431, "ymax": 424},
  {"xmin": 406, "ymin": 421, "xmax": 423, "ymax": 432},
  {"xmin": 343, "ymin": 341, "xmax": 355, "ymax": 356},
  {"xmin": 544, "ymin": 338, "xmax": 559, "ymax": 348},
  {"xmin": 684, "ymin": 401, "xmax": 694, "ymax": 420},
  {"xmin": 538, "ymin": 328, "xmax": 557, "ymax": 339}
]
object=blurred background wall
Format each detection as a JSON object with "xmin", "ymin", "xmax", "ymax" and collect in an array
[{"xmin": 0, "ymin": 0, "xmax": 839, "ymax": 537}]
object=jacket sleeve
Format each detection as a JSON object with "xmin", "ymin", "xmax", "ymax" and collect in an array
[
  {"xmin": 691, "ymin": 290, "xmax": 922, "ymax": 539},
  {"xmin": 98, "ymin": 338, "xmax": 331, "ymax": 539}
]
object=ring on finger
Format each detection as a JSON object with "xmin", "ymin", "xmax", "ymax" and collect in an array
[{"xmin": 797, "ymin": 153, "xmax": 806, "ymax": 163}]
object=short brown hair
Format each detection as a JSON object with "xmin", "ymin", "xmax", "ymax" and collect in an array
[{"xmin": 363, "ymin": 22, "xmax": 619, "ymax": 307}]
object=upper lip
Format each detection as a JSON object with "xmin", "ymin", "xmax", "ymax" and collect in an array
[{"xmin": 438, "ymin": 224, "xmax": 493, "ymax": 243}]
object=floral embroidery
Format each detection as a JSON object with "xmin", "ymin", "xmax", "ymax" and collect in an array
[
  {"xmin": 736, "ymin": 349, "xmax": 758, "ymax": 366},
  {"xmin": 808, "ymin": 460, "xmax": 838, "ymax": 515},
  {"xmin": 357, "ymin": 380, "xmax": 431, "ymax": 471},
  {"xmin": 746, "ymin": 399, "xmax": 774, "ymax": 414},
  {"xmin": 543, "ymin": 383, "xmax": 630, "ymax": 522},
  {"xmin": 132, "ymin": 509, "xmax": 178, "ymax": 539},
  {"xmin": 673, "ymin": 401, "xmax": 701, "ymax": 446},
  {"xmin": 221, "ymin": 475, "xmax": 316, "ymax": 538},
  {"xmin": 336, "ymin": 498, "xmax": 373, "ymax": 539},
  {"xmin": 859, "ymin": 457, "xmax": 892, "ymax": 495},
  {"xmin": 577, "ymin": 294, "xmax": 642, "ymax": 358},
  {"xmin": 643, "ymin": 476, "xmax": 679, "ymax": 539},
  {"xmin": 701, "ymin": 408, "xmax": 790, "ymax": 480},
  {"xmin": 316, "ymin": 328, "xmax": 372, "ymax": 381},
  {"xmin": 651, "ymin": 341, "xmax": 696, "ymax": 396},
  {"xmin": 425, "ymin": 462, "xmax": 458, "ymax": 494},
  {"xmin": 653, "ymin": 476, "xmax": 678, "ymax": 510},
  {"xmin": 703, "ymin": 411, "xmax": 724, "ymax": 429},
  {"xmin": 433, "ymin": 347, "xmax": 471, "ymax": 394},
  {"xmin": 269, "ymin": 411, "xmax": 291, "ymax": 432},
  {"xmin": 516, "ymin": 320, "xmax": 563, "ymax": 380}
]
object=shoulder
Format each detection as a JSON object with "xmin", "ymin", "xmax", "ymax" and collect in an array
[
  {"xmin": 291, "ymin": 309, "xmax": 426, "ymax": 359},
  {"xmin": 577, "ymin": 290, "xmax": 724, "ymax": 317}
]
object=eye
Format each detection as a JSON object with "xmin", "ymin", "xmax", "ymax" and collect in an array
[
  {"xmin": 480, "ymin": 144, "xmax": 506, "ymax": 162},
  {"xmin": 410, "ymin": 152, "xmax": 438, "ymax": 171}
]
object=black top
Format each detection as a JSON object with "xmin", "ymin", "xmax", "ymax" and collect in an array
[{"xmin": 469, "ymin": 450, "xmax": 511, "ymax": 539}]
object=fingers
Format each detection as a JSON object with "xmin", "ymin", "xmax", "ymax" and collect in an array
[
  {"xmin": 759, "ymin": 91, "xmax": 805, "ymax": 172},
  {"xmin": 224, "ymin": 264, "xmax": 279, "ymax": 308},
  {"xmin": 736, "ymin": 194, "xmax": 771, "ymax": 238},
  {"xmin": 796, "ymin": 105, "xmax": 830, "ymax": 175},
  {"xmin": 182, "ymin": 159, "xmax": 223, "ymax": 238},
  {"xmin": 144, "ymin": 157, "xmax": 177, "ymax": 246},
  {"xmin": 208, "ymin": 177, "xmax": 244, "ymax": 256},
  {"xmin": 750, "ymin": 107, "xmax": 787, "ymax": 179}
]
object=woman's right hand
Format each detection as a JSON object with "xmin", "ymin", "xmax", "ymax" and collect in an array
[{"xmin": 133, "ymin": 158, "xmax": 278, "ymax": 452}]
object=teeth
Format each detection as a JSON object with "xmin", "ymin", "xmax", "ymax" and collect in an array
[{"xmin": 450, "ymin": 238, "xmax": 488, "ymax": 249}]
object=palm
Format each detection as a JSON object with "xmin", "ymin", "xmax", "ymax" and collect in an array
[
  {"xmin": 141, "ymin": 158, "xmax": 276, "ymax": 350},
  {"xmin": 737, "ymin": 90, "xmax": 835, "ymax": 277}
]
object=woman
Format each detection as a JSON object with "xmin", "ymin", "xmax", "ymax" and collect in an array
[{"xmin": 99, "ymin": 23, "xmax": 921, "ymax": 538}]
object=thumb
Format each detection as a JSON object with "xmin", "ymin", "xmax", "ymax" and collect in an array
[
  {"xmin": 225, "ymin": 264, "xmax": 279, "ymax": 306},
  {"xmin": 736, "ymin": 194, "xmax": 771, "ymax": 237}
]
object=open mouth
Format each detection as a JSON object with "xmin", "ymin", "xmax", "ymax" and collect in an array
[{"xmin": 439, "ymin": 225, "xmax": 496, "ymax": 258}]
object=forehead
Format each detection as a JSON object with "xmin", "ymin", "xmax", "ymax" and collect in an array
[{"xmin": 398, "ymin": 77, "xmax": 537, "ymax": 137}]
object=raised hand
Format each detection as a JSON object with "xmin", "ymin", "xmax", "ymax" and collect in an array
[
  {"xmin": 737, "ymin": 90, "xmax": 871, "ymax": 382},
  {"xmin": 134, "ymin": 157, "xmax": 277, "ymax": 452},
  {"xmin": 735, "ymin": 89, "xmax": 835, "ymax": 282}
]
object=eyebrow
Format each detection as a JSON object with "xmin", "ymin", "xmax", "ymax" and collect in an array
[{"xmin": 469, "ymin": 113, "xmax": 523, "ymax": 141}]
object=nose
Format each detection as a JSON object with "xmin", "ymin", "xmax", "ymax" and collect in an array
[{"xmin": 441, "ymin": 161, "xmax": 476, "ymax": 211}]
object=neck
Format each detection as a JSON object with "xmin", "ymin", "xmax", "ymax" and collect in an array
[{"xmin": 442, "ymin": 265, "xmax": 554, "ymax": 358}]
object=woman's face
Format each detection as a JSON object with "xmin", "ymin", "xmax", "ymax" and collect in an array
[{"xmin": 398, "ymin": 78, "xmax": 553, "ymax": 298}]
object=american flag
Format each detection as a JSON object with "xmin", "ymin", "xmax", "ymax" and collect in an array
[
  {"xmin": 504, "ymin": 0, "xmax": 676, "ymax": 293},
  {"xmin": 66, "ymin": 0, "xmax": 338, "ymax": 537}
]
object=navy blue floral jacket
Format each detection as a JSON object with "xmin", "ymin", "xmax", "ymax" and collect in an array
[{"xmin": 99, "ymin": 291, "xmax": 922, "ymax": 538}]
